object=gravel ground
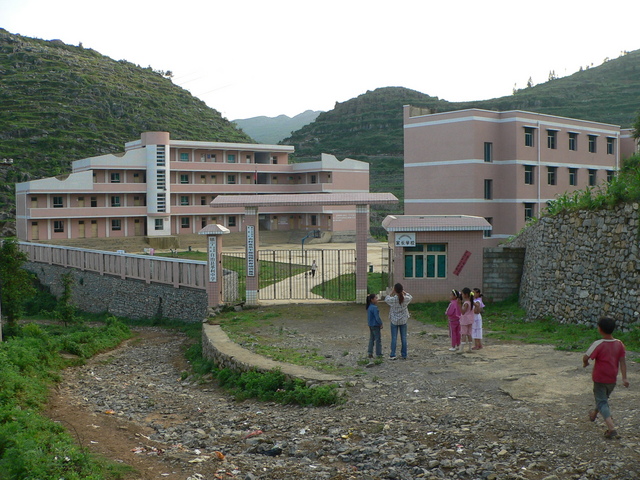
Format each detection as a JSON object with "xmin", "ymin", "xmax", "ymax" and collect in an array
[{"xmin": 46, "ymin": 304, "xmax": 640, "ymax": 480}]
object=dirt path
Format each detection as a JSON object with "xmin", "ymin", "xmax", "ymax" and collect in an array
[{"xmin": 45, "ymin": 305, "xmax": 640, "ymax": 480}]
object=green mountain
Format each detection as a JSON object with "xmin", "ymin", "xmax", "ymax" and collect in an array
[
  {"xmin": 0, "ymin": 29, "xmax": 252, "ymax": 234},
  {"xmin": 233, "ymin": 110, "xmax": 322, "ymax": 144}
]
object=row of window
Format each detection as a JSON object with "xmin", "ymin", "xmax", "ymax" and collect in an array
[
  {"xmin": 177, "ymin": 153, "xmax": 280, "ymax": 164},
  {"xmin": 524, "ymin": 165, "xmax": 614, "ymax": 187},
  {"xmin": 48, "ymin": 196, "xmax": 146, "ymax": 208},
  {"xmin": 523, "ymin": 128, "xmax": 615, "ymax": 154},
  {"xmin": 404, "ymin": 244, "xmax": 447, "ymax": 279},
  {"xmin": 482, "ymin": 131, "xmax": 616, "ymax": 162},
  {"xmin": 482, "ymin": 167, "xmax": 614, "ymax": 200}
]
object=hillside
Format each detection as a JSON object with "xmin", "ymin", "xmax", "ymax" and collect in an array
[
  {"xmin": 284, "ymin": 50, "xmax": 640, "ymax": 159},
  {"xmin": 0, "ymin": 29, "xmax": 252, "ymax": 234},
  {"xmin": 233, "ymin": 110, "xmax": 322, "ymax": 144}
]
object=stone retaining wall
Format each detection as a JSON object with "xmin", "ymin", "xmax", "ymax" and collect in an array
[
  {"xmin": 507, "ymin": 203, "xmax": 640, "ymax": 330},
  {"xmin": 25, "ymin": 262, "xmax": 208, "ymax": 322},
  {"xmin": 482, "ymin": 247, "xmax": 525, "ymax": 302}
]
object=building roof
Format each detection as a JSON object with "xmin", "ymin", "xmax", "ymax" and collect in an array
[
  {"xmin": 198, "ymin": 224, "xmax": 231, "ymax": 235},
  {"xmin": 211, "ymin": 193, "xmax": 398, "ymax": 208},
  {"xmin": 382, "ymin": 215, "xmax": 492, "ymax": 232}
]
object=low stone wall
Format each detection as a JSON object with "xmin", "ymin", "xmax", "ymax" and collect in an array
[
  {"xmin": 25, "ymin": 262, "xmax": 208, "ymax": 322},
  {"xmin": 201, "ymin": 324, "xmax": 343, "ymax": 385},
  {"xmin": 482, "ymin": 247, "xmax": 525, "ymax": 302},
  {"xmin": 507, "ymin": 203, "xmax": 640, "ymax": 330}
]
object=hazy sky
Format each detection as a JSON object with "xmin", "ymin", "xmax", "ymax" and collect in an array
[{"xmin": 2, "ymin": 0, "xmax": 639, "ymax": 120}]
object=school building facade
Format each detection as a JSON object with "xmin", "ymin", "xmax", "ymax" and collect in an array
[
  {"xmin": 15, "ymin": 132, "xmax": 370, "ymax": 242},
  {"xmin": 403, "ymin": 106, "xmax": 639, "ymax": 245}
]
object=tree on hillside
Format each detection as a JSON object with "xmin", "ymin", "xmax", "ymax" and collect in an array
[
  {"xmin": 632, "ymin": 111, "xmax": 640, "ymax": 140},
  {"xmin": 0, "ymin": 238, "xmax": 36, "ymax": 337}
]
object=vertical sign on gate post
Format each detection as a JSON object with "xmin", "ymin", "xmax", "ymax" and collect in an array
[{"xmin": 246, "ymin": 225, "xmax": 255, "ymax": 277}]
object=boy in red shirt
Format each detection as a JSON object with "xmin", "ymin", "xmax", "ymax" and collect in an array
[{"xmin": 583, "ymin": 317, "xmax": 629, "ymax": 439}]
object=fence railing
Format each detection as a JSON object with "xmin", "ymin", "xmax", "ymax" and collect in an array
[{"xmin": 19, "ymin": 242, "xmax": 207, "ymax": 290}]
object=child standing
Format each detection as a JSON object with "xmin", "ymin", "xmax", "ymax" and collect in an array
[
  {"xmin": 472, "ymin": 288, "xmax": 485, "ymax": 350},
  {"xmin": 583, "ymin": 317, "xmax": 629, "ymax": 438},
  {"xmin": 459, "ymin": 287, "xmax": 475, "ymax": 353},
  {"xmin": 366, "ymin": 293, "xmax": 383, "ymax": 358},
  {"xmin": 445, "ymin": 289, "xmax": 462, "ymax": 352},
  {"xmin": 385, "ymin": 283, "xmax": 412, "ymax": 360}
]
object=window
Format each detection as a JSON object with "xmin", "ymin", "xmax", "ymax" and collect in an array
[
  {"xmin": 111, "ymin": 196, "xmax": 121, "ymax": 207},
  {"xmin": 484, "ymin": 179, "xmax": 493, "ymax": 200},
  {"xmin": 271, "ymin": 156, "xmax": 278, "ymax": 164},
  {"xmin": 200, "ymin": 175, "xmax": 206, "ymax": 184},
  {"xmin": 133, "ymin": 196, "xmax": 141, "ymax": 206},
  {"xmin": 53, "ymin": 196, "xmax": 63, "ymax": 208},
  {"xmin": 91, "ymin": 197, "xmax": 97, "ymax": 207},
  {"xmin": 228, "ymin": 216, "xmax": 236, "ymax": 227},
  {"xmin": 179, "ymin": 152, "xmax": 189, "ymax": 162},
  {"xmin": 588, "ymin": 135, "xmax": 597, "ymax": 153},
  {"xmin": 133, "ymin": 173, "xmax": 140, "ymax": 183},
  {"xmin": 311, "ymin": 175, "xmax": 317, "ymax": 184},
  {"xmin": 588, "ymin": 169, "xmax": 597, "ymax": 186},
  {"xmin": 524, "ymin": 127, "xmax": 535, "ymax": 147},
  {"xmin": 180, "ymin": 174, "xmax": 189, "ymax": 184},
  {"xmin": 181, "ymin": 217, "xmax": 190, "ymax": 229},
  {"xmin": 524, "ymin": 165, "xmax": 534, "ymax": 185},
  {"xmin": 607, "ymin": 137, "xmax": 615, "ymax": 155},
  {"xmin": 77, "ymin": 196, "xmax": 84, "ymax": 207},
  {"xmin": 31, "ymin": 196, "xmax": 38, "ymax": 208},
  {"xmin": 547, "ymin": 166, "xmax": 557, "ymax": 185},
  {"xmin": 111, "ymin": 219, "xmax": 121, "ymax": 231},
  {"xmin": 547, "ymin": 130, "xmax": 557, "ymax": 149},
  {"xmin": 227, "ymin": 154, "xmax": 236, "ymax": 163},
  {"xmin": 607, "ymin": 170, "xmax": 614, "ymax": 183},
  {"xmin": 524, "ymin": 203, "xmax": 534, "ymax": 221},
  {"xmin": 155, "ymin": 219, "xmax": 163, "ymax": 231},
  {"xmin": 404, "ymin": 244, "xmax": 447, "ymax": 279},
  {"xmin": 569, "ymin": 168, "xmax": 578, "ymax": 186},
  {"xmin": 246, "ymin": 155, "xmax": 252, "ymax": 162},
  {"xmin": 311, "ymin": 215, "xmax": 318, "ymax": 226},
  {"xmin": 200, "ymin": 196, "xmax": 207, "ymax": 206},
  {"xmin": 569, "ymin": 132, "xmax": 578, "ymax": 151},
  {"xmin": 54, "ymin": 220, "xmax": 64, "ymax": 233},
  {"xmin": 484, "ymin": 142, "xmax": 493, "ymax": 162},
  {"xmin": 110, "ymin": 173, "xmax": 120, "ymax": 183},
  {"xmin": 484, "ymin": 217, "xmax": 493, "ymax": 238},
  {"xmin": 227, "ymin": 174, "xmax": 236, "ymax": 184},
  {"xmin": 180, "ymin": 195, "xmax": 190, "ymax": 206}
]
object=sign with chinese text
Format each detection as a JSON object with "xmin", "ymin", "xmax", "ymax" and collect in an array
[
  {"xmin": 208, "ymin": 236, "xmax": 217, "ymax": 281},
  {"xmin": 395, "ymin": 233, "xmax": 416, "ymax": 247},
  {"xmin": 453, "ymin": 250, "xmax": 471, "ymax": 276},
  {"xmin": 246, "ymin": 225, "xmax": 255, "ymax": 277}
]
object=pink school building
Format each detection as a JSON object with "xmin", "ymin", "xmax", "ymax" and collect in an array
[
  {"xmin": 403, "ymin": 106, "xmax": 639, "ymax": 245},
  {"xmin": 15, "ymin": 132, "xmax": 370, "ymax": 242}
]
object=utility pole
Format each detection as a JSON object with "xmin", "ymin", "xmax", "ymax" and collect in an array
[{"xmin": 0, "ymin": 158, "xmax": 14, "ymax": 341}]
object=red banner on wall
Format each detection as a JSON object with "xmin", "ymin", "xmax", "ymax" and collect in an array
[{"xmin": 453, "ymin": 250, "xmax": 471, "ymax": 276}]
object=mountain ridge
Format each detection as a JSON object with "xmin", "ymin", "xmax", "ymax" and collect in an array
[{"xmin": 233, "ymin": 110, "xmax": 322, "ymax": 144}]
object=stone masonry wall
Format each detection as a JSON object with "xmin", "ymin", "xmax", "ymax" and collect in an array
[
  {"xmin": 25, "ymin": 262, "xmax": 208, "ymax": 322},
  {"xmin": 482, "ymin": 247, "xmax": 525, "ymax": 302},
  {"xmin": 507, "ymin": 203, "xmax": 640, "ymax": 330}
]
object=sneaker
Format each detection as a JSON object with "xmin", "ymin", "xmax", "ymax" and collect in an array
[
  {"xmin": 368, "ymin": 354, "xmax": 374, "ymax": 359},
  {"xmin": 389, "ymin": 356, "xmax": 397, "ymax": 361},
  {"xmin": 604, "ymin": 429, "xmax": 618, "ymax": 439},
  {"xmin": 448, "ymin": 347, "xmax": 457, "ymax": 351}
]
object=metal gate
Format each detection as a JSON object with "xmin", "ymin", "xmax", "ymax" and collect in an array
[{"xmin": 258, "ymin": 249, "xmax": 356, "ymax": 301}]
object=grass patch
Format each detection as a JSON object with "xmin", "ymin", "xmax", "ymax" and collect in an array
[
  {"xmin": 0, "ymin": 317, "xmax": 134, "ymax": 479},
  {"xmin": 411, "ymin": 296, "xmax": 640, "ymax": 354}
]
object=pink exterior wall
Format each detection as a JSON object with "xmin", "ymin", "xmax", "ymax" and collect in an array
[
  {"xmin": 389, "ymin": 230, "xmax": 484, "ymax": 303},
  {"xmin": 16, "ymin": 134, "xmax": 370, "ymax": 241},
  {"xmin": 403, "ymin": 107, "xmax": 632, "ymax": 244}
]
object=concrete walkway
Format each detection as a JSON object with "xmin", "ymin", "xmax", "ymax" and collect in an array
[{"xmin": 202, "ymin": 324, "xmax": 344, "ymax": 384}]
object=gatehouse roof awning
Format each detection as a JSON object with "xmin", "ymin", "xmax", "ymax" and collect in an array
[
  {"xmin": 211, "ymin": 193, "xmax": 398, "ymax": 208},
  {"xmin": 382, "ymin": 215, "xmax": 492, "ymax": 232}
]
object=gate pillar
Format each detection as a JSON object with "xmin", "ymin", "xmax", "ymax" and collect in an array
[
  {"xmin": 198, "ymin": 224, "xmax": 230, "ymax": 309},
  {"xmin": 244, "ymin": 206, "xmax": 260, "ymax": 305},
  {"xmin": 355, "ymin": 204, "xmax": 369, "ymax": 303}
]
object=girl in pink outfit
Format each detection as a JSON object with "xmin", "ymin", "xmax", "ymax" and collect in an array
[
  {"xmin": 472, "ymin": 288, "xmax": 485, "ymax": 350},
  {"xmin": 459, "ymin": 287, "xmax": 475, "ymax": 352},
  {"xmin": 445, "ymin": 289, "xmax": 462, "ymax": 352}
]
